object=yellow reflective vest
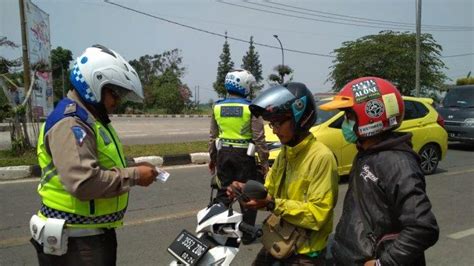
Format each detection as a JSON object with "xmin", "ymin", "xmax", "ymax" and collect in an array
[
  {"xmin": 36, "ymin": 98, "xmax": 128, "ymax": 228},
  {"xmin": 213, "ymin": 98, "xmax": 252, "ymax": 146}
]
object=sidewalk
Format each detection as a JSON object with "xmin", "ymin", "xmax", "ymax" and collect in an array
[{"xmin": 0, "ymin": 152, "xmax": 211, "ymax": 181}]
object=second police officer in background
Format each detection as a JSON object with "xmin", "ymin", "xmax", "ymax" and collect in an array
[{"xmin": 208, "ymin": 69, "xmax": 269, "ymax": 244}]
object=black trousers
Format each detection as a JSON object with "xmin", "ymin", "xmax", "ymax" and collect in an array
[
  {"xmin": 215, "ymin": 146, "xmax": 260, "ymax": 227},
  {"xmin": 31, "ymin": 229, "xmax": 117, "ymax": 266}
]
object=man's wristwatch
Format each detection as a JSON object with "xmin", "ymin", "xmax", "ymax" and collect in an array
[{"xmin": 266, "ymin": 198, "xmax": 276, "ymax": 211}]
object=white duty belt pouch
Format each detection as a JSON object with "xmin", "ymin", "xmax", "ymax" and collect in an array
[
  {"xmin": 215, "ymin": 138, "xmax": 222, "ymax": 151},
  {"xmin": 30, "ymin": 214, "xmax": 68, "ymax": 256}
]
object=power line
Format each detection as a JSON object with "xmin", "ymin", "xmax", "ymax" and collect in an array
[
  {"xmin": 103, "ymin": 0, "xmax": 335, "ymax": 58},
  {"xmin": 263, "ymin": 0, "xmax": 474, "ymax": 31},
  {"xmin": 219, "ymin": 0, "xmax": 473, "ymax": 32},
  {"xmin": 442, "ymin": 53, "xmax": 474, "ymax": 58},
  {"xmin": 247, "ymin": 0, "xmax": 415, "ymax": 30},
  {"xmin": 218, "ymin": 0, "xmax": 414, "ymax": 31}
]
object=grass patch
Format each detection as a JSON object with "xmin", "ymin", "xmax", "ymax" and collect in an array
[
  {"xmin": 0, "ymin": 141, "xmax": 209, "ymax": 167},
  {"xmin": 0, "ymin": 149, "xmax": 38, "ymax": 167}
]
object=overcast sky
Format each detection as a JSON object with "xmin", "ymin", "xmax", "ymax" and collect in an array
[{"xmin": 1, "ymin": 0, "xmax": 473, "ymax": 102}]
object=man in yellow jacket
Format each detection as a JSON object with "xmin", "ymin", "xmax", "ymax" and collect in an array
[{"xmin": 228, "ymin": 83, "xmax": 339, "ymax": 265}]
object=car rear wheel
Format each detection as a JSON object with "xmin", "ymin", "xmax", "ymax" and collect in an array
[{"xmin": 419, "ymin": 144, "xmax": 440, "ymax": 175}]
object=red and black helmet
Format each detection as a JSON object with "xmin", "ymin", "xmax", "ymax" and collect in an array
[{"xmin": 320, "ymin": 77, "xmax": 404, "ymax": 138}]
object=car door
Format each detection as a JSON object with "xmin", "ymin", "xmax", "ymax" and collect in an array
[{"xmin": 397, "ymin": 99, "xmax": 430, "ymax": 153}]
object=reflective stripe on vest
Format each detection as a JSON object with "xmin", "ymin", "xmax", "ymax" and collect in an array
[
  {"xmin": 214, "ymin": 101, "xmax": 252, "ymax": 145},
  {"xmin": 37, "ymin": 98, "xmax": 128, "ymax": 228}
]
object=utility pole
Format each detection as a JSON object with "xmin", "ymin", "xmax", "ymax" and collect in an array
[
  {"xmin": 197, "ymin": 85, "xmax": 200, "ymax": 105},
  {"xmin": 415, "ymin": 0, "xmax": 422, "ymax": 96},
  {"xmin": 61, "ymin": 66, "xmax": 65, "ymax": 98},
  {"xmin": 19, "ymin": 0, "xmax": 31, "ymax": 92}
]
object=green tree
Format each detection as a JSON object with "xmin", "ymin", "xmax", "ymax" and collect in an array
[
  {"xmin": 129, "ymin": 49, "xmax": 190, "ymax": 113},
  {"xmin": 328, "ymin": 30, "xmax": 447, "ymax": 97},
  {"xmin": 242, "ymin": 36, "xmax": 263, "ymax": 98},
  {"xmin": 268, "ymin": 64, "xmax": 293, "ymax": 85},
  {"xmin": 213, "ymin": 34, "xmax": 234, "ymax": 98},
  {"xmin": 50, "ymin": 46, "xmax": 73, "ymax": 102}
]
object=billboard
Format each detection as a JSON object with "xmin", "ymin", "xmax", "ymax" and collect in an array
[{"xmin": 24, "ymin": 0, "xmax": 53, "ymax": 117}]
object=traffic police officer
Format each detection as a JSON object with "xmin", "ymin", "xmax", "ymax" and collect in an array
[
  {"xmin": 30, "ymin": 45, "xmax": 157, "ymax": 266},
  {"xmin": 208, "ymin": 69, "xmax": 269, "ymax": 243}
]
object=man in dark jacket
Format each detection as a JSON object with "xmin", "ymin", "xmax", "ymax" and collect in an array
[{"xmin": 320, "ymin": 77, "xmax": 439, "ymax": 266}]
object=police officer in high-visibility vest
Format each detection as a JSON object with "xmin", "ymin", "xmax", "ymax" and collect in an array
[
  {"xmin": 29, "ymin": 45, "xmax": 158, "ymax": 266},
  {"xmin": 208, "ymin": 69, "xmax": 269, "ymax": 243}
]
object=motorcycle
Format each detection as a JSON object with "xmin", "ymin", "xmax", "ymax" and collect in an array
[{"xmin": 168, "ymin": 180, "xmax": 267, "ymax": 265}]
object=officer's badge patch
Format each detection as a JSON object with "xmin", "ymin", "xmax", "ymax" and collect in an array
[{"xmin": 71, "ymin": 126, "xmax": 87, "ymax": 146}]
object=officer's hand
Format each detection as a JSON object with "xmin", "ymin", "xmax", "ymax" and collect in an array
[
  {"xmin": 226, "ymin": 181, "xmax": 245, "ymax": 199},
  {"xmin": 244, "ymin": 194, "xmax": 271, "ymax": 210},
  {"xmin": 134, "ymin": 161, "xmax": 155, "ymax": 168},
  {"xmin": 136, "ymin": 165, "xmax": 157, "ymax": 187}
]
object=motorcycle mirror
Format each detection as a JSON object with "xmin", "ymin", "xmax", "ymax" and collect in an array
[{"xmin": 242, "ymin": 180, "xmax": 268, "ymax": 200}]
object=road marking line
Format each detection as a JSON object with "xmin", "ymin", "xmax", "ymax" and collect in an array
[
  {"xmin": 0, "ymin": 236, "xmax": 31, "ymax": 248},
  {"xmin": 447, "ymin": 228, "xmax": 474, "ymax": 240},
  {"xmin": 443, "ymin": 168, "xmax": 474, "ymax": 176},
  {"xmin": 123, "ymin": 133, "xmax": 149, "ymax": 137},
  {"xmin": 124, "ymin": 209, "xmax": 199, "ymax": 227},
  {"xmin": 0, "ymin": 209, "xmax": 200, "ymax": 248}
]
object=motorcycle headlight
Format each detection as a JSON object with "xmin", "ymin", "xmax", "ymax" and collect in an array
[{"xmin": 464, "ymin": 118, "xmax": 474, "ymax": 127}]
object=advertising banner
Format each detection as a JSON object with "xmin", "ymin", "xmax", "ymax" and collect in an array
[{"xmin": 24, "ymin": 0, "xmax": 53, "ymax": 117}]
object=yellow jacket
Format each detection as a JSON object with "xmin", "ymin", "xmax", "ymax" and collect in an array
[{"xmin": 265, "ymin": 133, "xmax": 339, "ymax": 254}]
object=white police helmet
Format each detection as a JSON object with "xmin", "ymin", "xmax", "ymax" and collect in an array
[
  {"xmin": 70, "ymin": 44, "xmax": 144, "ymax": 104},
  {"xmin": 224, "ymin": 69, "xmax": 256, "ymax": 97}
]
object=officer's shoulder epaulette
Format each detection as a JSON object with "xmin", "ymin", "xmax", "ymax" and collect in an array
[{"xmin": 44, "ymin": 98, "xmax": 91, "ymax": 134}]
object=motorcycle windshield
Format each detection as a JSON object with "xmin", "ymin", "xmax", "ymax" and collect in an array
[{"xmin": 198, "ymin": 203, "xmax": 227, "ymax": 225}]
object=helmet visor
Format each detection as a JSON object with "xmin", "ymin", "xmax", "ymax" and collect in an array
[{"xmin": 250, "ymin": 85, "xmax": 295, "ymax": 120}]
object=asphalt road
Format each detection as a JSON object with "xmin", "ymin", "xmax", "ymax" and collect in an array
[
  {"xmin": 0, "ymin": 117, "xmax": 211, "ymax": 150},
  {"xmin": 0, "ymin": 144, "xmax": 473, "ymax": 265}
]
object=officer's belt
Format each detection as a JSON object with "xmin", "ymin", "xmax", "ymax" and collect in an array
[
  {"xmin": 67, "ymin": 228, "xmax": 106, "ymax": 237},
  {"xmin": 40, "ymin": 205, "xmax": 126, "ymax": 225},
  {"xmin": 220, "ymin": 138, "xmax": 251, "ymax": 148}
]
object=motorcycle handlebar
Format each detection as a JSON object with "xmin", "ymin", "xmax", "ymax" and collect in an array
[{"xmin": 239, "ymin": 222, "xmax": 263, "ymax": 239}]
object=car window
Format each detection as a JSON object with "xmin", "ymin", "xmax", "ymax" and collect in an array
[
  {"xmin": 442, "ymin": 88, "xmax": 474, "ymax": 108},
  {"xmin": 315, "ymin": 101, "xmax": 339, "ymax": 125},
  {"xmin": 413, "ymin": 101, "xmax": 429, "ymax": 117},
  {"xmin": 404, "ymin": 100, "xmax": 428, "ymax": 120},
  {"xmin": 329, "ymin": 115, "xmax": 344, "ymax": 129}
]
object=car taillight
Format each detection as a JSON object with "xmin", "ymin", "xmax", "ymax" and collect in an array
[{"xmin": 437, "ymin": 114, "xmax": 445, "ymax": 129}]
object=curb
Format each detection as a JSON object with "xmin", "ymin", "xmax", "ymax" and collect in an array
[{"xmin": 0, "ymin": 152, "xmax": 211, "ymax": 181}]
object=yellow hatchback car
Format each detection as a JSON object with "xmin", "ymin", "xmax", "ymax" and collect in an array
[{"xmin": 265, "ymin": 96, "xmax": 448, "ymax": 175}]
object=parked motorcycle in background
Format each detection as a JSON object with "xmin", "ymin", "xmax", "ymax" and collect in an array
[{"xmin": 168, "ymin": 180, "xmax": 267, "ymax": 265}]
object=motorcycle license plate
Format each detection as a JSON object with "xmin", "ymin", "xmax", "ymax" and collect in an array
[{"xmin": 167, "ymin": 230, "xmax": 209, "ymax": 265}]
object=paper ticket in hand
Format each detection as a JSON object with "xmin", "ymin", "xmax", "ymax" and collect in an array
[{"xmin": 155, "ymin": 167, "xmax": 170, "ymax": 183}]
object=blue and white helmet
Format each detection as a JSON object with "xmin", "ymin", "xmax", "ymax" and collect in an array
[
  {"xmin": 224, "ymin": 69, "xmax": 256, "ymax": 97},
  {"xmin": 70, "ymin": 45, "xmax": 144, "ymax": 105}
]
